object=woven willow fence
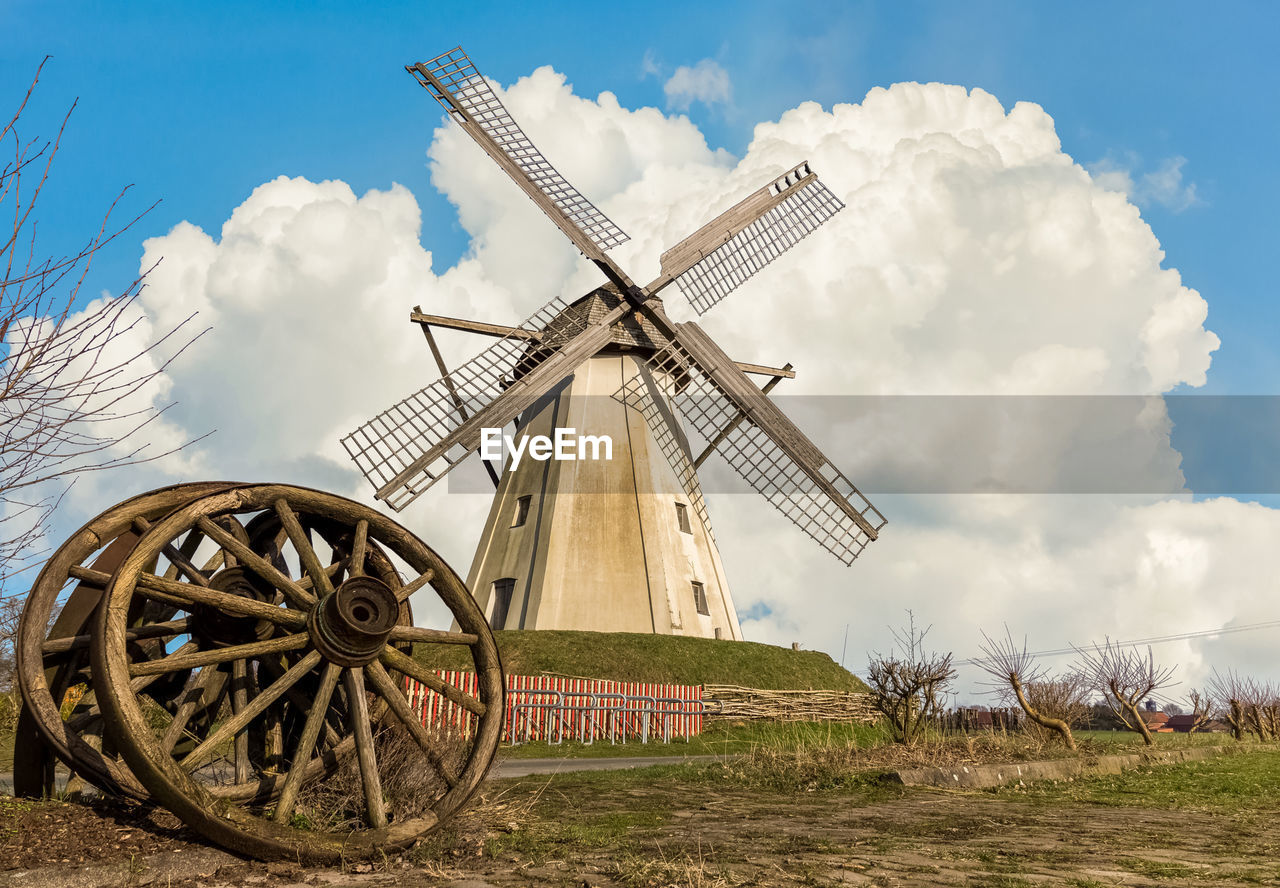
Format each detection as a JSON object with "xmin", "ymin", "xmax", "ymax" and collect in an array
[{"xmin": 701, "ymin": 684, "xmax": 879, "ymax": 723}]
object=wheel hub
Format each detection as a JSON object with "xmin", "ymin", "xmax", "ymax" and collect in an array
[
  {"xmin": 192, "ymin": 566, "xmax": 276, "ymax": 647},
  {"xmin": 308, "ymin": 576, "xmax": 399, "ymax": 667}
]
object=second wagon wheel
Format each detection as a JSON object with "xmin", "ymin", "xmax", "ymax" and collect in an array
[
  {"xmin": 14, "ymin": 481, "xmax": 241, "ymax": 799},
  {"xmin": 90, "ymin": 483, "xmax": 503, "ymax": 862}
]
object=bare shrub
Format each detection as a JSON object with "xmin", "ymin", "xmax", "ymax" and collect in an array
[
  {"xmin": 977, "ymin": 629, "xmax": 1087, "ymax": 750},
  {"xmin": 1207, "ymin": 669, "xmax": 1276, "ymax": 741},
  {"xmin": 1209, "ymin": 670, "xmax": 1249, "ymax": 741},
  {"xmin": 865, "ymin": 613, "xmax": 955, "ymax": 746},
  {"xmin": 1074, "ymin": 640, "xmax": 1177, "ymax": 746}
]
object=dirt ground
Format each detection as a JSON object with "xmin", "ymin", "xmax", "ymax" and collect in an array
[{"xmin": 3, "ymin": 773, "xmax": 1278, "ymax": 888}]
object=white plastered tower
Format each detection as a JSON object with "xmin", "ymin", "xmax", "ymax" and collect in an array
[{"xmin": 464, "ymin": 290, "xmax": 743, "ymax": 640}]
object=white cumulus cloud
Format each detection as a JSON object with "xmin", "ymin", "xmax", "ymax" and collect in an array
[
  {"xmin": 664, "ymin": 59, "xmax": 732, "ymax": 111},
  {"xmin": 1090, "ymin": 153, "xmax": 1201, "ymax": 213}
]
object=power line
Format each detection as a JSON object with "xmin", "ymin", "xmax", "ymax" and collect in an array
[{"xmin": 956, "ymin": 617, "xmax": 1280, "ymax": 667}]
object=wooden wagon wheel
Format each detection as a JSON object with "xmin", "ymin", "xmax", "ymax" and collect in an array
[
  {"xmin": 90, "ymin": 483, "xmax": 503, "ymax": 862},
  {"xmin": 14, "ymin": 482, "xmax": 239, "ymax": 799},
  {"xmin": 14, "ymin": 481, "xmax": 401, "ymax": 803}
]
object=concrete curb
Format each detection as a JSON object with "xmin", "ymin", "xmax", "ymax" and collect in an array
[{"xmin": 891, "ymin": 744, "xmax": 1244, "ymax": 789}]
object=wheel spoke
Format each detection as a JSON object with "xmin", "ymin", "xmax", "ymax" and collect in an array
[
  {"xmin": 163, "ymin": 526, "xmax": 209, "ymax": 582},
  {"xmin": 365, "ymin": 660, "xmax": 458, "ymax": 788},
  {"xmin": 257, "ymin": 656, "xmax": 345, "ymax": 752},
  {"xmin": 65, "ymin": 641, "xmax": 199, "ymax": 732},
  {"xmin": 134, "ymin": 516, "xmax": 213, "ymax": 587},
  {"xmin": 297, "ymin": 557, "xmax": 346, "ymax": 593},
  {"xmin": 344, "ymin": 667, "xmax": 387, "ymax": 829},
  {"xmin": 43, "ymin": 618, "xmax": 190, "ymax": 655},
  {"xmin": 379, "ymin": 646, "xmax": 486, "ymax": 716},
  {"xmin": 271, "ymin": 499, "xmax": 334, "ymax": 599},
  {"xmin": 348, "ymin": 519, "xmax": 369, "ymax": 578},
  {"xmin": 160, "ymin": 663, "xmax": 225, "ymax": 755},
  {"xmin": 129, "ymin": 634, "xmax": 309, "ymax": 677},
  {"xmin": 231, "ymin": 659, "xmax": 251, "ymax": 783},
  {"xmin": 95, "ymin": 565, "xmax": 307, "ymax": 629},
  {"xmin": 387, "ymin": 626, "xmax": 478, "ymax": 646},
  {"xmin": 181, "ymin": 650, "xmax": 323, "ymax": 774},
  {"xmin": 195, "ymin": 516, "xmax": 315, "ymax": 609},
  {"xmin": 273, "ymin": 661, "xmax": 342, "ymax": 823},
  {"xmin": 395, "ymin": 568, "xmax": 436, "ymax": 604}
]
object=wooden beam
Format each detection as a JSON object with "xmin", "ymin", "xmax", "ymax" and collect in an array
[
  {"xmin": 412, "ymin": 306, "xmax": 501, "ymax": 489},
  {"xmin": 733, "ymin": 361, "xmax": 795, "ymax": 380},
  {"xmin": 409, "ymin": 311, "xmax": 540, "ymax": 341},
  {"xmin": 694, "ymin": 364, "xmax": 792, "ymax": 468},
  {"xmin": 409, "ymin": 310, "xmax": 793, "ymax": 378}
]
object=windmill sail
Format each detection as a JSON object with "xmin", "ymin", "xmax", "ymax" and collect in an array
[
  {"xmin": 342, "ymin": 293, "xmax": 623, "ymax": 510},
  {"xmin": 651, "ymin": 163, "xmax": 844, "ymax": 316},
  {"xmin": 409, "ymin": 48, "xmax": 629, "ymax": 257},
  {"xmin": 640, "ymin": 322, "xmax": 884, "ymax": 566},
  {"xmin": 613, "ymin": 365, "xmax": 717, "ymax": 541}
]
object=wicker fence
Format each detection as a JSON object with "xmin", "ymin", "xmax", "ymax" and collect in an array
[{"xmin": 701, "ymin": 684, "xmax": 879, "ymax": 723}]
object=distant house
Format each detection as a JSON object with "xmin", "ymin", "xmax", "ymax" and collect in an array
[
  {"xmin": 1165, "ymin": 714, "xmax": 1228, "ymax": 733},
  {"xmin": 1144, "ymin": 711, "xmax": 1172, "ymax": 732}
]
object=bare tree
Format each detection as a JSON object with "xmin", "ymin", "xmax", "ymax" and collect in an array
[
  {"xmin": 1186, "ymin": 688, "xmax": 1214, "ymax": 734},
  {"xmin": 1, "ymin": 59, "xmax": 205, "ymax": 592},
  {"xmin": 1240, "ymin": 679, "xmax": 1277, "ymax": 742},
  {"xmin": 866, "ymin": 612, "xmax": 955, "ymax": 745},
  {"xmin": 1074, "ymin": 640, "xmax": 1177, "ymax": 746},
  {"xmin": 1208, "ymin": 669, "xmax": 1248, "ymax": 741},
  {"xmin": 977, "ymin": 628, "xmax": 1087, "ymax": 750}
]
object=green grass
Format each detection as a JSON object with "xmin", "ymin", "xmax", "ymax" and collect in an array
[
  {"xmin": 993, "ymin": 746, "xmax": 1280, "ymax": 812},
  {"xmin": 414, "ymin": 629, "xmax": 869, "ymax": 691},
  {"xmin": 1069, "ymin": 728, "xmax": 1239, "ymax": 749}
]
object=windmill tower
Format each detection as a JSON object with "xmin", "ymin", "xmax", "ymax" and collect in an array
[{"xmin": 342, "ymin": 47, "xmax": 887, "ymax": 638}]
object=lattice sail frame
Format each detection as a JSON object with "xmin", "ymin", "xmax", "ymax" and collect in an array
[
  {"xmin": 411, "ymin": 47, "xmax": 629, "ymax": 252},
  {"xmin": 613, "ymin": 367, "xmax": 716, "ymax": 543},
  {"xmin": 632, "ymin": 344, "xmax": 886, "ymax": 566},
  {"xmin": 342, "ymin": 294, "xmax": 584, "ymax": 509},
  {"xmin": 670, "ymin": 175, "xmax": 845, "ymax": 316}
]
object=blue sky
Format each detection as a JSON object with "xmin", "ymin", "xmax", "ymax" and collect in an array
[
  {"xmin": 3, "ymin": 1, "xmax": 1277, "ymax": 396},
  {"xmin": 5, "ymin": 2, "xmax": 1280, "ymax": 681}
]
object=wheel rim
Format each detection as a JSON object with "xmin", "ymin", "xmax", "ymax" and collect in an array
[
  {"xmin": 15, "ymin": 482, "xmax": 241, "ymax": 799},
  {"xmin": 90, "ymin": 484, "xmax": 503, "ymax": 862}
]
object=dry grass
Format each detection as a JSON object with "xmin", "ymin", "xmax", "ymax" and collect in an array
[
  {"xmin": 293, "ymin": 722, "xmax": 468, "ymax": 832},
  {"xmin": 607, "ymin": 841, "xmax": 744, "ymax": 888}
]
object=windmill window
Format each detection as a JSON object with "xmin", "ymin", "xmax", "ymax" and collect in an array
[
  {"xmin": 491, "ymin": 578, "xmax": 516, "ymax": 629},
  {"xmin": 675, "ymin": 501, "xmax": 692, "ymax": 534},
  {"xmin": 692, "ymin": 581, "xmax": 709, "ymax": 616},
  {"xmin": 512, "ymin": 495, "xmax": 532, "ymax": 527}
]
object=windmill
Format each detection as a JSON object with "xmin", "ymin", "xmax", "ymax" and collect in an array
[{"xmin": 341, "ymin": 47, "xmax": 886, "ymax": 639}]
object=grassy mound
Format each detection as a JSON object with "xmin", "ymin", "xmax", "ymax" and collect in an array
[{"xmin": 413, "ymin": 629, "xmax": 868, "ymax": 692}]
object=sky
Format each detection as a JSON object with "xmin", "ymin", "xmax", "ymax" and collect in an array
[{"xmin": 4, "ymin": 1, "xmax": 1279, "ymax": 702}]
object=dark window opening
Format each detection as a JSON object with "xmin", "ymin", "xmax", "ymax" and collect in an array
[
  {"xmin": 692, "ymin": 581, "xmax": 709, "ymax": 616},
  {"xmin": 512, "ymin": 495, "xmax": 532, "ymax": 527},
  {"xmin": 675, "ymin": 501, "xmax": 692, "ymax": 534},
  {"xmin": 491, "ymin": 577, "xmax": 516, "ymax": 629}
]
